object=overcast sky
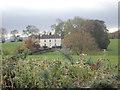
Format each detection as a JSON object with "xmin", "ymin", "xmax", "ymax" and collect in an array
[{"xmin": 0, "ymin": 0, "xmax": 119, "ymax": 33}]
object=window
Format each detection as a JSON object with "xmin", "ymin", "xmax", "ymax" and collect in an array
[
  {"xmin": 55, "ymin": 39, "xmax": 56, "ymax": 42},
  {"xmin": 44, "ymin": 40, "xmax": 46, "ymax": 42},
  {"xmin": 49, "ymin": 40, "xmax": 51, "ymax": 42},
  {"xmin": 55, "ymin": 43, "xmax": 56, "ymax": 46},
  {"xmin": 44, "ymin": 44, "xmax": 46, "ymax": 46}
]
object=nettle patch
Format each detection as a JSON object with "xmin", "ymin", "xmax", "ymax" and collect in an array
[{"xmin": 1, "ymin": 55, "xmax": 118, "ymax": 89}]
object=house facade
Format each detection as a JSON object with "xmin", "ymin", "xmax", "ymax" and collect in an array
[{"xmin": 40, "ymin": 35, "xmax": 62, "ymax": 48}]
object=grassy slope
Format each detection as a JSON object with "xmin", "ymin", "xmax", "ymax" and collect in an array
[
  {"xmin": 107, "ymin": 39, "xmax": 118, "ymax": 56},
  {"xmin": 107, "ymin": 39, "xmax": 118, "ymax": 64},
  {"xmin": 2, "ymin": 42, "xmax": 23, "ymax": 55},
  {"xmin": 86, "ymin": 39, "xmax": 118, "ymax": 64},
  {"xmin": 2, "ymin": 39, "xmax": 118, "ymax": 64}
]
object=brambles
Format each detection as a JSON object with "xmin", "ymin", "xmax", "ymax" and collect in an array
[
  {"xmin": 2, "ymin": 55, "xmax": 118, "ymax": 88},
  {"xmin": 91, "ymin": 80, "xmax": 115, "ymax": 88}
]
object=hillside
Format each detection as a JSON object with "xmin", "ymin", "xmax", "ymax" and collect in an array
[{"xmin": 2, "ymin": 42, "xmax": 23, "ymax": 55}]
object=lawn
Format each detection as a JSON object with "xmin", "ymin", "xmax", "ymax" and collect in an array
[
  {"xmin": 2, "ymin": 39, "xmax": 118, "ymax": 64},
  {"xmin": 2, "ymin": 42, "xmax": 23, "ymax": 55}
]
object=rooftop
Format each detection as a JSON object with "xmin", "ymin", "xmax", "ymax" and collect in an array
[{"xmin": 41, "ymin": 35, "xmax": 62, "ymax": 39}]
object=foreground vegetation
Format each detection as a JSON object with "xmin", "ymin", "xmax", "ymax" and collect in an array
[
  {"xmin": 1, "ymin": 39, "xmax": 118, "ymax": 88},
  {"xmin": 2, "ymin": 55, "xmax": 118, "ymax": 88}
]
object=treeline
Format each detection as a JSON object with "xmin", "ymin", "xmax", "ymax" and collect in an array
[
  {"xmin": 0, "ymin": 25, "xmax": 40, "ymax": 43},
  {"xmin": 51, "ymin": 17, "xmax": 110, "ymax": 54},
  {"xmin": 108, "ymin": 30, "xmax": 120, "ymax": 39}
]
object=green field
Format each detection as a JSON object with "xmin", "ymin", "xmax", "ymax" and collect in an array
[
  {"xmin": 2, "ymin": 42, "xmax": 23, "ymax": 55},
  {"xmin": 2, "ymin": 39, "xmax": 118, "ymax": 64}
]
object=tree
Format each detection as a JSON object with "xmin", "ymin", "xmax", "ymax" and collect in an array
[
  {"xmin": 63, "ymin": 30, "xmax": 98, "ymax": 55},
  {"xmin": 23, "ymin": 25, "xmax": 39, "ymax": 37},
  {"xmin": 23, "ymin": 30, "xmax": 30, "ymax": 37},
  {"xmin": 0, "ymin": 28, "xmax": 7, "ymax": 43},
  {"xmin": 51, "ymin": 19, "xmax": 65, "ymax": 37},
  {"xmin": 27, "ymin": 25, "xmax": 39, "ymax": 35},
  {"xmin": 53, "ymin": 17, "xmax": 110, "ymax": 50},
  {"xmin": 90, "ymin": 20, "xmax": 110, "ymax": 49},
  {"xmin": 62, "ymin": 17, "xmax": 98, "ymax": 54},
  {"xmin": 11, "ymin": 30, "xmax": 18, "ymax": 42},
  {"xmin": 81, "ymin": 19, "xmax": 110, "ymax": 49},
  {"xmin": 43, "ymin": 31, "xmax": 47, "ymax": 35}
]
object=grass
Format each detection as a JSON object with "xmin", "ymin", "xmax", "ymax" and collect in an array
[
  {"xmin": 2, "ymin": 39, "xmax": 118, "ymax": 64},
  {"xmin": 86, "ymin": 39, "xmax": 118, "ymax": 64},
  {"xmin": 2, "ymin": 42, "xmax": 23, "ymax": 55},
  {"xmin": 28, "ymin": 39, "xmax": 118, "ymax": 64},
  {"xmin": 107, "ymin": 39, "xmax": 118, "ymax": 56}
]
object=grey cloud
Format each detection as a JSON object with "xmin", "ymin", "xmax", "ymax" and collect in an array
[{"xmin": 2, "ymin": 2, "xmax": 118, "ymax": 32}]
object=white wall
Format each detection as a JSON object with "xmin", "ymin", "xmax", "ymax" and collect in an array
[{"xmin": 40, "ymin": 38, "xmax": 61, "ymax": 48}]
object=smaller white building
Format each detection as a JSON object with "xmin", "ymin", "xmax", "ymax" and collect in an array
[{"xmin": 40, "ymin": 35, "xmax": 62, "ymax": 48}]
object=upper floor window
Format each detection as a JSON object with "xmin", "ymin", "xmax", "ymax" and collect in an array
[
  {"xmin": 44, "ymin": 40, "xmax": 46, "ymax": 42},
  {"xmin": 49, "ymin": 40, "xmax": 51, "ymax": 42},
  {"xmin": 55, "ymin": 39, "xmax": 56, "ymax": 42}
]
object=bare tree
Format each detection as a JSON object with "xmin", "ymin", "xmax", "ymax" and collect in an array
[
  {"xmin": 0, "ymin": 28, "xmax": 7, "ymax": 43},
  {"xmin": 11, "ymin": 30, "xmax": 18, "ymax": 41}
]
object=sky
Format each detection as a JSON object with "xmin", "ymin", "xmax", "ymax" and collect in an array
[{"xmin": 0, "ymin": 0, "xmax": 119, "ymax": 33}]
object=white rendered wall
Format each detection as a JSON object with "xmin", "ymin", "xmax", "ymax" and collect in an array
[{"xmin": 40, "ymin": 38, "xmax": 61, "ymax": 48}]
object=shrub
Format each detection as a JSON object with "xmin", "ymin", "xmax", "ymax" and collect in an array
[
  {"xmin": 84, "ymin": 57, "xmax": 93, "ymax": 65},
  {"xmin": 91, "ymin": 80, "xmax": 115, "ymax": 88},
  {"xmin": 17, "ymin": 38, "xmax": 40, "ymax": 54},
  {"xmin": 52, "ymin": 46, "xmax": 62, "ymax": 49},
  {"xmin": 58, "ymin": 47, "xmax": 75, "ymax": 64},
  {"xmin": 2, "ymin": 55, "xmax": 118, "ymax": 88},
  {"xmin": 17, "ymin": 45, "xmax": 27, "ymax": 54},
  {"xmin": 32, "ymin": 43, "xmax": 40, "ymax": 49}
]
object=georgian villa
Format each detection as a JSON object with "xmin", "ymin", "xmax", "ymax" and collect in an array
[{"xmin": 40, "ymin": 35, "xmax": 62, "ymax": 48}]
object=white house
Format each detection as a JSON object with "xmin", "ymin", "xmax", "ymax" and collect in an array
[{"xmin": 40, "ymin": 35, "xmax": 62, "ymax": 48}]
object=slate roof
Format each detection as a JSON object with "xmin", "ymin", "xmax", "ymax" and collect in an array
[{"xmin": 41, "ymin": 35, "xmax": 62, "ymax": 39}]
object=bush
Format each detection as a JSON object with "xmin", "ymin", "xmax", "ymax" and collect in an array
[
  {"xmin": 52, "ymin": 46, "xmax": 62, "ymax": 49},
  {"xmin": 17, "ymin": 38, "xmax": 40, "ymax": 54},
  {"xmin": 58, "ymin": 47, "xmax": 75, "ymax": 64},
  {"xmin": 2, "ymin": 55, "xmax": 118, "ymax": 88},
  {"xmin": 91, "ymin": 80, "xmax": 115, "ymax": 88}
]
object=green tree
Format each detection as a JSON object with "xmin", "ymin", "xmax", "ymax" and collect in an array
[
  {"xmin": 90, "ymin": 20, "xmax": 110, "ymax": 49},
  {"xmin": 51, "ymin": 19, "xmax": 65, "ymax": 37},
  {"xmin": 53, "ymin": 17, "xmax": 110, "ymax": 51},
  {"xmin": 23, "ymin": 25, "xmax": 39, "ymax": 36},
  {"xmin": 11, "ymin": 29, "xmax": 18, "ymax": 41}
]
